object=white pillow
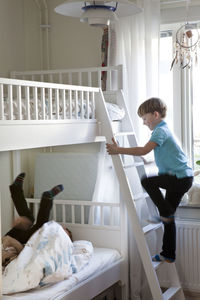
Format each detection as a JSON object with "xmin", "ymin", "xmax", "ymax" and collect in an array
[{"xmin": 106, "ymin": 102, "xmax": 125, "ymax": 121}]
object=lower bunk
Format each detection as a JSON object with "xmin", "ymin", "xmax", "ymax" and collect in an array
[{"xmin": 2, "ymin": 198, "xmax": 128, "ymax": 300}]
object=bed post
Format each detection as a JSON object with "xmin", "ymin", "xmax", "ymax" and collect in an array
[
  {"xmin": 117, "ymin": 65, "xmax": 123, "ymax": 90},
  {"xmin": 12, "ymin": 150, "xmax": 21, "ymax": 218},
  {"xmin": 12, "ymin": 150, "xmax": 21, "ymax": 177},
  {"xmin": 120, "ymin": 193, "xmax": 129, "ymax": 300}
]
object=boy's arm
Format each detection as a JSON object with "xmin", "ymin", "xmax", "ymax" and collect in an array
[{"xmin": 106, "ymin": 138, "xmax": 157, "ymax": 156}]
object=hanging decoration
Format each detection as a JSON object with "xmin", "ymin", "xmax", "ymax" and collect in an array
[
  {"xmin": 101, "ymin": 27, "xmax": 109, "ymax": 91},
  {"xmin": 170, "ymin": 0, "xmax": 200, "ymax": 70},
  {"xmin": 171, "ymin": 23, "xmax": 200, "ymax": 70}
]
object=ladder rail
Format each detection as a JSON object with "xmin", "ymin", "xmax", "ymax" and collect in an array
[
  {"xmin": 112, "ymin": 155, "xmax": 163, "ymax": 299},
  {"xmin": 96, "ymin": 90, "xmax": 185, "ymax": 300},
  {"xmin": 96, "ymin": 92, "xmax": 163, "ymax": 299}
]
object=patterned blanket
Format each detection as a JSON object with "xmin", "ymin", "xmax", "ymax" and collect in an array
[{"xmin": 2, "ymin": 221, "xmax": 93, "ymax": 294}]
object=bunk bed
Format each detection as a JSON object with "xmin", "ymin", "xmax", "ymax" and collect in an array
[{"xmin": 0, "ymin": 65, "xmax": 129, "ymax": 299}]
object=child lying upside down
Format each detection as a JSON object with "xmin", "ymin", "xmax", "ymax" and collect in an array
[{"xmin": 2, "ymin": 173, "xmax": 72, "ymax": 267}]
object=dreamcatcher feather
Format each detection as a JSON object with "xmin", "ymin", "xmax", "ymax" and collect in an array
[{"xmin": 171, "ymin": 23, "xmax": 200, "ymax": 70}]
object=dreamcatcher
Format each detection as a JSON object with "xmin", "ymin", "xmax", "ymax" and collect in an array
[{"xmin": 170, "ymin": 1, "xmax": 200, "ymax": 70}]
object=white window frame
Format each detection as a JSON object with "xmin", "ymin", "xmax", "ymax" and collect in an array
[{"xmin": 160, "ymin": 22, "xmax": 194, "ymax": 168}]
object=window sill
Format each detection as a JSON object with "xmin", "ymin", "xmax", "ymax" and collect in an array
[{"xmin": 176, "ymin": 204, "xmax": 200, "ymax": 220}]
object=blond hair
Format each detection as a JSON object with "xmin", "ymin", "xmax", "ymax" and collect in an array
[{"xmin": 137, "ymin": 97, "xmax": 167, "ymax": 118}]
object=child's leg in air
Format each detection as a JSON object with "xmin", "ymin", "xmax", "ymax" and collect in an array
[
  {"xmin": 5, "ymin": 173, "xmax": 35, "ymax": 243},
  {"xmin": 6, "ymin": 178, "xmax": 64, "ymax": 244},
  {"xmin": 9, "ymin": 172, "xmax": 35, "ymax": 223},
  {"xmin": 24, "ymin": 184, "xmax": 64, "ymax": 241}
]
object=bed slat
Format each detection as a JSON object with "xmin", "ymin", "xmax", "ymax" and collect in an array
[
  {"xmin": 59, "ymin": 73, "xmax": 63, "ymax": 84},
  {"xmin": 68, "ymin": 73, "xmax": 72, "ymax": 85},
  {"xmin": 17, "ymin": 85, "xmax": 22, "ymax": 120},
  {"xmin": 0, "ymin": 84, "xmax": 4, "ymax": 120},
  {"xmin": 72, "ymin": 205, "xmax": 75, "ymax": 224},
  {"xmin": 33, "ymin": 87, "xmax": 38, "ymax": 120},
  {"xmin": 78, "ymin": 72, "xmax": 82, "ymax": 86},
  {"xmin": 62, "ymin": 89, "xmax": 66, "ymax": 119},
  {"xmin": 86, "ymin": 91, "xmax": 90, "ymax": 119},
  {"xmin": 81, "ymin": 205, "xmax": 84, "ymax": 225},
  {"xmin": 69, "ymin": 89, "xmax": 72, "ymax": 119},
  {"xmin": 92, "ymin": 92, "xmax": 95, "ymax": 119},
  {"xmin": 8, "ymin": 85, "xmax": 13, "ymax": 120},
  {"xmin": 62, "ymin": 204, "xmax": 65, "ymax": 222},
  {"xmin": 25, "ymin": 86, "xmax": 30, "ymax": 120},
  {"xmin": 107, "ymin": 69, "xmax": 112, "ymax": 91},
  {"xmin": 55, "ymin": 89, "xmax": 59, "ymax": 120},
  {"xmin": 75, "ymin": 90, "xmax": 78, "ymax": 119},
  {"xmin": 48, "ymin": 88, "xmax": 53, "ymax": 120},
  {"xmin": 81, "ymin": 91, "xmax": 84, "ymax": 119},
  {"xmin": 41, "ymin": 87, "xmax": 45, "ymax": 120},
  {"xmin": 88, "ymin": 72, "xmax": 92, "ymax": 86},
  {"xmin": 98, "ymin": 71, "xmax": 101, "ymax": 88}
]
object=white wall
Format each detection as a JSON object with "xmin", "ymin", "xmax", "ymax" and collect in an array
[
  {"xmin": 0, "ymin": 0, "xmax": 102, "ymax": 75},
  {"xmin": 22, "ymin": 0, "xmax": 102, "ymax": 71},
  {"xmin": 48, "ymin": 0, "xmax": 102, "ymax": 69},
  {"xmin": 0, "ymin": 0, "xmax": 103, "ymax": 234},
  {"xmin": 0, "ymin": 0, "xmax": 25, "ymax": 77}
]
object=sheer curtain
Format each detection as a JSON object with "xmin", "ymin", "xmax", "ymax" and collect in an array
[
  {"xmin": 108, "ymin": 1, "xmax": 160, "ymax": 299},
  {"xmin": 109, "ymin": 0, "xmax": 160, "ymax": 145}
]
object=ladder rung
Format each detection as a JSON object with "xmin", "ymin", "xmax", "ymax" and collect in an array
[
  {"xmin": 152, "ymin": 261, "xmax": 163, "ymax": 270},
  {"xmin": 133, "ymin": 192, "xmax": 149, "ymax": 201},
  {"xmin": 143, "ymin": 223, "xmax": 162, "ymax": 234},
  {"xmin": 114, "ymin": 131, "xmax": 135, "ymax": 137},
  {"xmin": 123, "ymin": 162, "xmax": 144, "ymax": 169},
  {"xmin": 162, "ymin": 286, "xmax": 181, "ymax": 300}
]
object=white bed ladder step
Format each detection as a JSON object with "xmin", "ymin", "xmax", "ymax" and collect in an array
[
  {"xmin": 163, "ymin": 287, "xmax": 182, "ymax": 300},
  {"xmin": 96, "ymin": 89, "xmax": 185, "ymax": 300},
  {"xmin": 143, "ymin": 223, "xmax": 162, "ymax": 234}
]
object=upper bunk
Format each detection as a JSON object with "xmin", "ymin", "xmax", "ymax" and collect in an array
[{"xmin": 0, "ymin": 65, "xmax": 124, "ymax": 152}]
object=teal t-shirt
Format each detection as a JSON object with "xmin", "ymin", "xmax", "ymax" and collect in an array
[{"xmin": 150, "ymin": 120, "xmax": 193, "ymax": 178}]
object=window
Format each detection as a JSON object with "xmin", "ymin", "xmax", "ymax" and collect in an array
[
  {"xmin": 160, "ymin": 24, "xmax": 200, "ymax": 183},
  {"xmin": 159, "ymin": 30, "xmax": 173, "ymax": 129},
  {"xmin": 192, "ymin": 62, "xmax": 200, "ymax": 183}
]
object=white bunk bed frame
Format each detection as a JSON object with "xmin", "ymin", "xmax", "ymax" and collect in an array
[{"xmin": 0, "ymin": 65, "xmax": 129, "ymax": 300}]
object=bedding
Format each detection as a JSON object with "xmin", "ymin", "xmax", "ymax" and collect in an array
[
  {"xmin": 2, "ymin": 97, "xmax": 125, "ymax": 121},
  {"xmin": 2, "ymin": 221, "xmax": 93, "ymax": 294},
  {"xmin": 105, "ymin": 102, "xmax": 125, "ymax": 121},
  {"xmin": 2, "ymin": 247, "xmax": 121, "ymax": 300}
]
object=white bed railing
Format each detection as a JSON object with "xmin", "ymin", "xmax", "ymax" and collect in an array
[
  {"xmin": 10, "ymin": 65, "xmax": 123, "ymax": 91},
  {"xmin": 0, "ymin": 78, "xmax": 99, "ymax": 121},
  {"xmin": 26, "ymin": 198, "xmax": 124, "ymax": 251},
  {"xmin": 27, "ymin": 198, "xmax": 120, "ymax": 229}
]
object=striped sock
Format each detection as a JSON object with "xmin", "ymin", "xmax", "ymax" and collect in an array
[
  {"xmin": 13, "ymin": 173, "xmax": 26, "ymax": 187},
  {"xmin": 46, "ymin": 184, "xmax": 64, "ymax": 198}
]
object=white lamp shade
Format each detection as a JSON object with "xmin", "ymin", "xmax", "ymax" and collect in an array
[
  {"xmin": 55, "ymin": 0, "xmax": 143, "ymax": 26},
  {"xmin": 80, "ymin": 8, "xmax": 118, "ymax": 26}
]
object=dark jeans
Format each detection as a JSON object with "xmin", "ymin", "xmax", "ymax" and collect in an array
[
  {"xmin": 141, "ymin": 174, "xmax": 193, "ymax": 259},
  {"xmin": 6, "ymin": 184, "xmax": 53, "ymax": 244}
]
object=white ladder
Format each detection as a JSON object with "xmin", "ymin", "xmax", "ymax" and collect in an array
[{"xmin": 96, "ymin": 90, "xmax": 185, "ymax": 300}]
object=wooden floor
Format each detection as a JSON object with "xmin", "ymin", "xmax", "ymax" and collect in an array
[{"xmin": 184, "ymin": 291, "xmax": 200, "ymax": 300}]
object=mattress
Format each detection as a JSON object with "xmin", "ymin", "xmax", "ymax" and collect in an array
[{"xmin": 2, "ymin": 247, "xmax": 121, "ymax": 300}]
